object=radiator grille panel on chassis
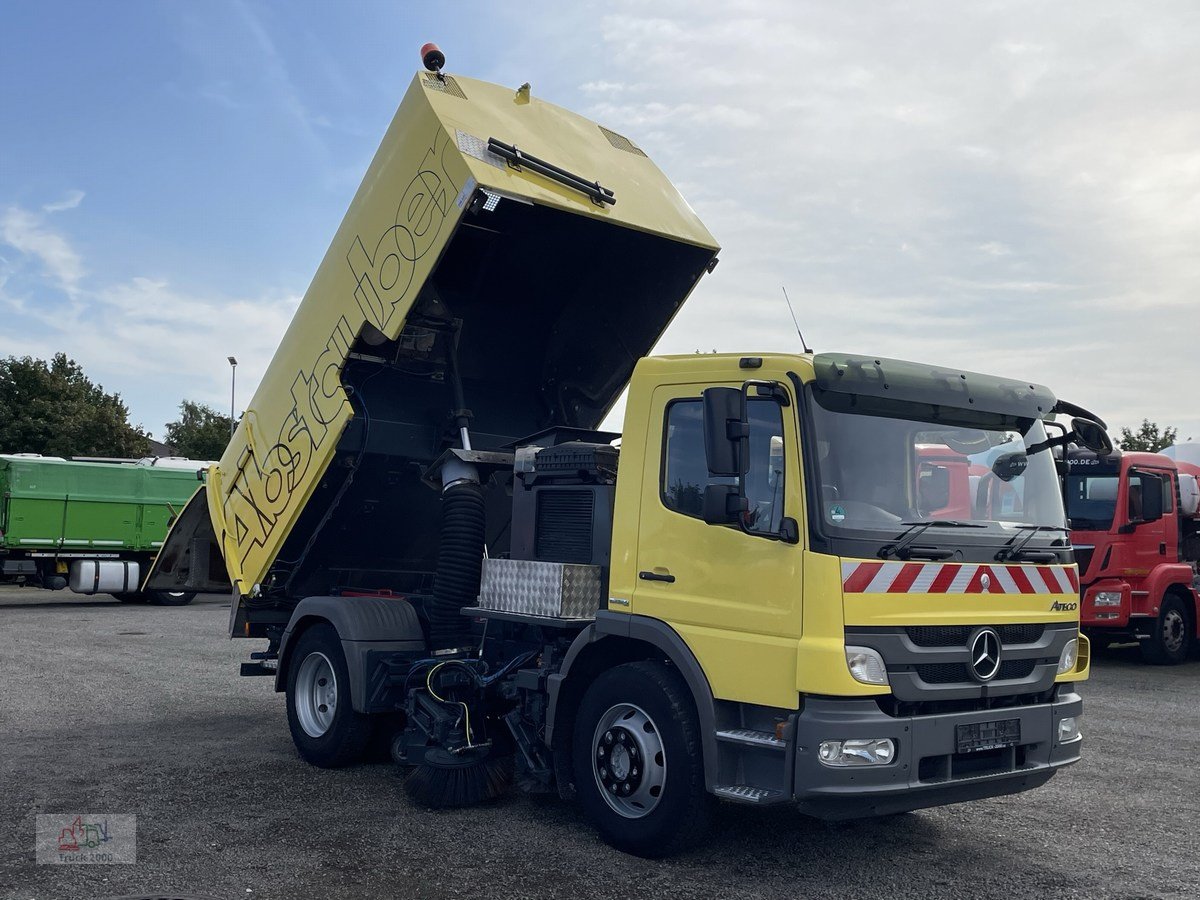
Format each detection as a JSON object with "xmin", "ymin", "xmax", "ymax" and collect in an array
[
  {"xmin": 906, "ymin": 624, "xmax": 1046, "ymax": 647},
  {"xmin": 535, "ymin": 490, "xmax": 594, "ymax": 563}
]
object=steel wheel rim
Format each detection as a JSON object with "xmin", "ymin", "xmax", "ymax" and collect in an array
[
  {"xmin": 295, "ymin": 651, "xmax": 337, "ymax": 738},
  {"xmin": 591, "ymin": 702, "xmax": 666, "ymax": 819},
  {"xmin": 1163, "ymin": 609, "xmax": 1185, "ymax": 654}
]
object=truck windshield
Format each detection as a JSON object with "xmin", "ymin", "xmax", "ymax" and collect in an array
[
  {"xmin": 807, "ymin": 385, "xmax": 1066, "ymax": 542},
  {"xmin": 1063, "ymin": 472, "xmax": 1118, "ymax": 531}
]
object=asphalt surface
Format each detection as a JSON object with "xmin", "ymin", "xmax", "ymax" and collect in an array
[{"xmin": 1, "ymin": 588, "xmax": 1197, "ymax": 900}]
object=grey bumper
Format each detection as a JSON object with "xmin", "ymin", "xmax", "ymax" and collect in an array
[{"xmin": 791, "ymin": 690, "xmax": 1082, "ymax": 819}]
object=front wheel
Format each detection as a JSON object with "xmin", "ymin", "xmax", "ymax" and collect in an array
[
  {"xmin": 572, "ymin": 661, "xmax": 713, "ymax": 857},
  {"xmin": 285, "ymin": 623, "xmax": 372, "ymax": 767},
  {"xmin": 146, "ymin": 590, "xmax": 196, "ymax": 606},
  {"xmin": 1141, "ymin": 594, "xmax": 1194, "ymax": 665}
]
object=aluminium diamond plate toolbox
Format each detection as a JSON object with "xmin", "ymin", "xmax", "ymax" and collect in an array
[{"xmin": 477, "ymin": 558, "xmax": 602, "ymax": 619}]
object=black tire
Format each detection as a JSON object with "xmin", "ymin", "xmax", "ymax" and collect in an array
[
  {"xmin": 145, "ymin": 590, "xmax": 196, "ymax": 606},
  {"xmin": 285, "ymin": 623, "xmax": 372, "ymax": 768},
  {"xmin": 1141, "ymin": 594, "xmax": 1194, "ymax": 665},
  {"xmin": 572, "ymin": 661, "xmax": 714, "ymax": 858}
]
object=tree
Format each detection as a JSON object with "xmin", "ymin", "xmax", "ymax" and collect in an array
[
  {"xmin": 1117, "ymin": 419, "xmax": 1178, "ymax": 453},
  {"xmin": 0, "ymin": 353, "xmax": 149, "ymax": 456},
  {"xmin": 164, "ymin": 401, "xmax": 232, "ymax": 461}
]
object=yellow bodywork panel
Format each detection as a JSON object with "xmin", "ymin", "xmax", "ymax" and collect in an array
[
  {"xmin": 610, "ymin": 353, "xmax": 1088, "ymax": 709},
  {"xmin": 194, "ymin": 71, "xmax": 716, "ymax": 595},
  {"xmin": 614, "ymin": 354, "xmax": 809, "ymax": 709}
]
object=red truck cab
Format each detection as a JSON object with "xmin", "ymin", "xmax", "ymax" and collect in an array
[{"xmin": 1065, "ymin": 449, "xmax": 1200, "ymax": 663}]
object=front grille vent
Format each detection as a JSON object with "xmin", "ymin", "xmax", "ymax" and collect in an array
[
  {"xmin": 535, "ymin": 491, "xmax": 594, "ymax": 563},
  {"xmin": 914, "ymin": 658, "xmax": 1039, "ymax": 685},
  {"xmin": 906, "ymin": 624, "xmax": 1045, "ymax": 648},
  {"xmin": 1073, "ymin": 547, "xmax": 1094, "ymax": 578}
]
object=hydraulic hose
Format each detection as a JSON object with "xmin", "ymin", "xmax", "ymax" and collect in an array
[{"xmin": 428, "ymin": 480, "xmax": 486, "ymax": 649}]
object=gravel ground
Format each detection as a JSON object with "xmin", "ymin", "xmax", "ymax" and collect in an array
[{"xmin": 1, "ymin": 587, "xmax": 1197, "ymax": 900}]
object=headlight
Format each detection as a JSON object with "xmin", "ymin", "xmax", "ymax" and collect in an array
[
  {"xmin": 845, "ymin": 646, "xmax": 889, "ymax": 685},
  {"xmin": 1057, "ymin": 638, "xmax": 1079, "ymax": 674},
  {"xmin": 1093, "ymin": 591, "xmax": 1122, "ymax": 607},
  {"xmin": 1058, "ymin": 716, "xmax": 1080, "ymax": 742},
  {"xmin": 818, "ymin": 738, "xmax": 896, "ymax": 767}
]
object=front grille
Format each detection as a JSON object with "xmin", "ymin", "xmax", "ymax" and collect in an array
[
  {"xmin": 914, "ymin": 658, "xmax": 1039, "ymax": 684},
  {"xmin": 535, "ymin": 491, "xmax": 594, "ymax": 563},
  {"xmin": 906, "ymin": 624, "xmax": 1045, "ymax": 647}
]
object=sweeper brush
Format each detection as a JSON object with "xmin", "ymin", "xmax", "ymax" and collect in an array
[{"xmin": 404, "ymin": 747, "xmax": 515, "ymax": 809}]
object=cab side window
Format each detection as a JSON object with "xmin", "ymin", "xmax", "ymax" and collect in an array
[
  {"xmin": 661, "ymin": 398, "xmax": 786, "ymax": 535},
  {"xmin": 662, "ymin": 401, "xmax": 712, "ymax": 518}
]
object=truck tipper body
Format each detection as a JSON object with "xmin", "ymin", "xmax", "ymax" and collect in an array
[
  {"xmin": 0, "ymin": 455, "xmax": 206, "ymax": 604},
  {"xmin": 148, "ymin": 55, "xmax": 1094, "ymax": 855},
  {"xmin": 1066, "ymin": 448, "xmax": 1200, "ymax": 663}
]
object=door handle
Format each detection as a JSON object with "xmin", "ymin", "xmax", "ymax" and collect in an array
[
  {"xmin": 639, "ymin": 570, "xmax": 676, "ymax": 583},
  {"xmin": 1160, "ymin": 542, "xmax": 1167, "ymax": 555}
]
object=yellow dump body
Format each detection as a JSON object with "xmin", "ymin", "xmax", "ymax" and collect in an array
[{"xmin": 148, "ymin": 70, "xmax": 718, "ymax": 606}]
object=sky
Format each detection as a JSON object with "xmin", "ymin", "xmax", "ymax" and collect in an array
[{"xmin": 1, "ymin": 0, "xmax": 1198, "ymax": 447}]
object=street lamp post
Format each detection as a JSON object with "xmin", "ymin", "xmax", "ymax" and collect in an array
[{"xmin": 227, "ymin": 356, "xmax": 238, "ymax": 439}]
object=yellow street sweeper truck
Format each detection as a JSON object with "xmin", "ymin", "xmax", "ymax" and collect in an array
[{"xmin": 148, "ymin": 46, "xmax": 1106, "ymax": 856}]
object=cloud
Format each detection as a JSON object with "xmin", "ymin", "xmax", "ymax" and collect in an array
[
  {"xmin": 1, "ymin": 205, "xmax": 84, "ymax": 294},
  {"xmin": 42, "ymin": 190, "xmax": 85, "ymax": 213},
  {"xmin": 0, "ymin": 202, "xmax": 298, "ymax": 437},
  {"xmin": 569, "ymin": 0, "xmax": 1200, "ymax": 442}
]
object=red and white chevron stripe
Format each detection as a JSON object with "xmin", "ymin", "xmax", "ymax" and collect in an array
[{"xmin": 840, "ymin": 561, "xmax": 1079, "ymax": 595}]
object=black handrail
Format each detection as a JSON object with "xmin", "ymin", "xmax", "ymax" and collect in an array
[{"xmin": 487, "ymin": 137, "xmax": 616, "ymax": 206}]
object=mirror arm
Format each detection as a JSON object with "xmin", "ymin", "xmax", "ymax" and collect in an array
[
  {"xmin": 1026, "ymin": 433, "xmax": 1069, "ymax": 456},
  {"xmin": 1053, "ymin": 399, "xmax": 1108, "ymax": 430}
]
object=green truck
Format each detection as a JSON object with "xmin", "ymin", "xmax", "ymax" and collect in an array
[{"xmin": 0, "ymin": 454, "xmax": 205, "ymax": 604}]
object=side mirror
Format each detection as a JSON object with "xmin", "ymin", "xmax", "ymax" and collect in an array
[
  {"xmin": 703, "ymin": 484, "xmax": 748, "ymax": 525},
  {"xmin": 991, "ymin": 452, "xmax": 1028, "ymax": 483},
  {"xmin": 703, "ymin": 387, "xmax": 748, "ymax": 477},
  {"xmin": 1071, "ymin": 418, "xmax": 1113, "ymax": 456}
]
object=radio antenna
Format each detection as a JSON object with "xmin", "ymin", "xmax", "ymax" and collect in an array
[{"xmin": 781, "ymin": 286, "xmax": 812, "ymax": 353}]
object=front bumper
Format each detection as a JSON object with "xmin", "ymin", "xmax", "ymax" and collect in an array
[{"xmin": 790, "ymin": 690, "xmax": 1082, "ymax": 819}]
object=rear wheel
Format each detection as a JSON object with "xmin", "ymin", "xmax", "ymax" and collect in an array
[
  {"xmin": 1141, "ymin": 594, "xmax": 1194, "ymax": 665},
  {"xmin": 285, "ymin": 623, "xmax": 372, "ymax": 767},
  {"xmin": 146, "ymin": 590, "xmax": 196, "ymax": 606},
  {"xmin": 572, "ymin": 661, "xmax": 713, "ymax": 857}
]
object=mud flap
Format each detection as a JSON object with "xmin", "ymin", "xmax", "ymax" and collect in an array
[{"xmin": 143, "ymin": 486, "xmax": 232, "ymax": 594}]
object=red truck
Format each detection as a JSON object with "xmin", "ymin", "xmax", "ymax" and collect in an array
[{"xmin": 1064, "ymin": 448, "xmax": 1200, "ymax": 663}]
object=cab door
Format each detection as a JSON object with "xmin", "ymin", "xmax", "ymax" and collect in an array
[
  {"xmin": 630, "ymin": 382, "xmax": 804, "ymax": 708},
  {"xmin": 1124, "ymin": 466, "xmax": 1175, "ymax": 574}
]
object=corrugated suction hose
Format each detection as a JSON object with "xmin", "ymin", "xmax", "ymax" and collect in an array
[{"xmin": 429, "ymin": 480, "xmax": 486, "ymax": 649}]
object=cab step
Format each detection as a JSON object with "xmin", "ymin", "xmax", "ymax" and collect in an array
[
  {"xmin": 715, "ymin": 728, "xmax": 786, "ymax": 750},
  {"xmin": 713, "ymin": 785, "xmax": 788, "ymax": 804}
]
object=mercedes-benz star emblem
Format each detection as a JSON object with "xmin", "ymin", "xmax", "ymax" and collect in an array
[{"xmin": 970, "ymin": 628, "xmax": 1002, "ymax": 682}]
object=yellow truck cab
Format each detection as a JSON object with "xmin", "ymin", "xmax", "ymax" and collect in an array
[{"xmin": 148, "ymin": 50, "xmax": 1099, "ymax": 856}]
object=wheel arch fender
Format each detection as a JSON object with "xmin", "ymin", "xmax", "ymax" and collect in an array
[
  {"xmin": 1143, "ymin": 564, "xmax": 1197, "ymax": 618},
  {"xmin": 274, "ymin": 596, "xmax": 426, "ymax": 713},
  {"xmin": 547, "ymin": 612, "xmax": 719, "ymax": 791},
  {"xmin": 1162, "ymin": 581, "xmax": 1198, "ymax": 633}
]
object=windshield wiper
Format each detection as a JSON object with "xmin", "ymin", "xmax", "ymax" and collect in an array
[
  {"xmin": 995, "ymin": 525, "xmax": 1070, "ymax": 562},
  {"xmin": 879, "ymin": 520, "xmax": 986, "ymax": 560}
]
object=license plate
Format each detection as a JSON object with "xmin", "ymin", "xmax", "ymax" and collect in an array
[{"xmin": 956, "ymin": 719, "xmax": 1021, "ymax": 754}]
